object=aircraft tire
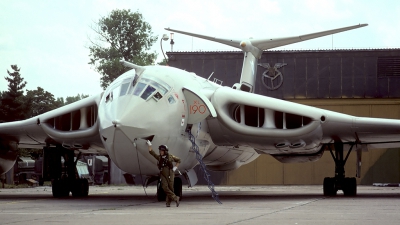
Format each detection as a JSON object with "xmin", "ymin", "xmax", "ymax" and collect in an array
[
  {"xmin": 343, "ymin": 177, "xmax": 357, "ymax": 196},
  {"xmin": 174, "ymin": 177, "xmax": 183, "ymax": 200},
  {"xmin": 72, "ymin": 179, "xmax": 89, "ymax": 197},
  {"xmin": 323, "ymin": 177, "xmax": 337, "ymax": 196},
  {"xmin": 52, "ymin": 179, "xmax": 69, "ymax": 198}
]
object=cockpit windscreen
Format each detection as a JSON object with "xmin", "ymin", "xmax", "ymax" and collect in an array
[{"xmin": 131, "ymin": 74, "xmax": 171, "ymax": 100}]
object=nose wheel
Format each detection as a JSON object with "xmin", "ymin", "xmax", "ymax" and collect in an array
[{"xmin": 323, "ymin": 143, "xmax": 357, "ymax": 196}]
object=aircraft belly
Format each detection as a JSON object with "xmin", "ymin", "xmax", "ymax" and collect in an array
[
  {"xmin": 202, "ymin": 146, "xmax": 229, "ymax": 164},
  {"xmin": 201, "ymin": 144, "xmax": 259, "ymax": 170},
  {"xmin": 215, "ymin": 148, "xmax": 242, "ymax": 162}
]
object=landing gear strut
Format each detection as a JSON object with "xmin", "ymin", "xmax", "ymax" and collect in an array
[
  {"xmin": 43, "ymin": 146, "xmax": 89, "ymax": 198},
  {"xmin": 323, "ymin": 143, "xmax": 357, "ymax": 196}
]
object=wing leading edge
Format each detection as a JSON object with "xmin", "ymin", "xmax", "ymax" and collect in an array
[
  {"xmin": 0, "ymin": 93, "xmax": 105, "ymax": 152},
  {"xmin": 205, "ymin": 87, "xmax": 400, "ymax": 155}
]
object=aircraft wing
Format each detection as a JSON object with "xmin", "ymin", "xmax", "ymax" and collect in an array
[
  {"xmin": 205, "ymin": 87, "xmax": 400, "ymax": 155},
  {"xmin": 0, "ymin": 93, "xmax": 105, "ymax": 152}
]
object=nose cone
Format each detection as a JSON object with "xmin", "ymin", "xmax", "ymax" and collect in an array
[
  {"xmin": 98, "ymin": 95, "xmax": 159, "ymax": 174},
  {"xmin": 100, "ymin": 96, "xmax": 152, "ymax": 142},
  {"xmin": 115, "ymin": 99, "xmax": 156, "ymax": 138},
  {"xmin": 98, "ymin": 93, "xmax": 164, "ymax": 152}
]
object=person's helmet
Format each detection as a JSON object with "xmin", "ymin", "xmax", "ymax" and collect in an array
[{"xmin": 158, "ymin": 145, "xmax": 168, "ymax": 152}]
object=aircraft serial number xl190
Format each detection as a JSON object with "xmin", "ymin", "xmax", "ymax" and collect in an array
[{"xmin": 2, "ymin": 23, "xmax": 398, "ymax": 200}]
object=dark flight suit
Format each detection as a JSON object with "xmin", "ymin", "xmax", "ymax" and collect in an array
[{"xmin": 149, "ymin": 149, "xmax": 181, "ymax": 205}]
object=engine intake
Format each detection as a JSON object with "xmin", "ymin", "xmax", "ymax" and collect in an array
[{"xmin": 207, "ymin": 87, "xmax": 324, "ymax": 154}]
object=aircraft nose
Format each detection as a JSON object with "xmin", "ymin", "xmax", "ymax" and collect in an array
[
  {"xmin": 99, "ymin": 95, "xmax": 155, "ymax": 144},
  {"xmin": 98, "ymin": 95, "xmax": 158, "ymax": 173},
  {"xmin": 111, "ymin": 128, "xmax": 138, "ymax": 172}
]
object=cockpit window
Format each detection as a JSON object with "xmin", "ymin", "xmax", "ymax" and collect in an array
[
  {"xmin": 141, "ymin": 78, "xmax": 169, "ymax": 95},
  {"xmin": 120, "ymin": 82, "xmax": 130, "ymax": 96},
  {"xmin": 140, "ymin": 85, "xmax": 157, "ymax": 100},
  {"xmin": 168, "ymin": 95, "xmax": 176, "ymax": 104},
  {"xmin": 153, "ymin": 92, "xmax": 163, "ymax": 101},
  {"xmin": 133, "ymin": 82, "xmax": 147, "ymax": 96},
  {"xmin": 132, "ymin": 74, "xmax": 171, "ymax": 101},
  {"xmin": 105, "ymin": 90, "xmax": 114, "ymax": 103},
  {"xmin": 119, "ymin": 78, "xmax": 132, "ymax": 96}
]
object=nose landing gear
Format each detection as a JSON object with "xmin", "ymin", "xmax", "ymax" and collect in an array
[{"xmin": 323, "ymin": 142, "xmax": 357, "ymax": 196}]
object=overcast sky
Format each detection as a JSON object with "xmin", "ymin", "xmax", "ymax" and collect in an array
[{"xmin": 1, "ymin": 0, "xmax": 399, "ymax": 98}]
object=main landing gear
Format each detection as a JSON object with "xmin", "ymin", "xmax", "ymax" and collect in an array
[
  {"xmin": 43, "ymin": 146, "xmax": 89, "ymax": 198},
  {"xmin": 323, "ymin": 142, "xmax": 357, "ymax": 196}
]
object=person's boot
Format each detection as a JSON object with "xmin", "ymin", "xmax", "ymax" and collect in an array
[
  {"xmin": 166, "ymin": 202, "xmax": 170, "ymax": 207},
  {"xmin": 175, "ymin": 197, "xmax": 180, "ymax": 207}
]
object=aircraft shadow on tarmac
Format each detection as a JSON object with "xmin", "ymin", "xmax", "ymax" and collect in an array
[{"xmin": 2, "ymin": 190, "xmax": 400, "ymax": 202}]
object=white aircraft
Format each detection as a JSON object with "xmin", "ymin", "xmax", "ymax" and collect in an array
[{"xmin": 3, "ymin": 23, "xmax": 397, "ymax": 201}]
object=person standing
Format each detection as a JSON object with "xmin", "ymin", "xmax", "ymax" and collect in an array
[{"xmin": 147, "ymin": 140, "xmax": 181, "ymax": 207}]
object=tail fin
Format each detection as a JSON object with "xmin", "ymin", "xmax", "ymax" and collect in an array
[{"xmin": 166, "ymin": 24, "xmax": 367, "ymax": 93}]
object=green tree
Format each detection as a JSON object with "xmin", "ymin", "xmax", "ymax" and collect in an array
[
  {"xmin": 54, "ymin": 97, "xmax": 65, "ymax": 108},
  {"xmin": 24, "ymin": 87, "xmax": 58, "ymax": 118},
  {"xmin": 65, "ymin": 94, "xmax": 89, "ymax": 105},
  {"xmin": 157, "ymin": 58, "xmax": 168, "ymax": 66},
  {"xmin": 0, "ymin": 65, "xmax": 90, "ymax": 122},
  {"xmin": 89, "ymin": 9, "xmax": 157, "ymax": 89},
  {"xmin": 0, "ymin": 65, "xmax": 27, "ymax": 122}
]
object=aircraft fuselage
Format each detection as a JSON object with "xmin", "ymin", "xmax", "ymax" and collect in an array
[{"xmin": 98, "ymin": 66, "xmax": 232, "ymax": 175}]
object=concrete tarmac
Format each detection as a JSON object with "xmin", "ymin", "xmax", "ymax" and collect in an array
[{"xmin": 1, "ymin": 185, "xmax": 400, "ymax": 225}]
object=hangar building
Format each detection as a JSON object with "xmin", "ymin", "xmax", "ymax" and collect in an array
[{"xmin": 167, "ymin": 49, "xmax": 400, "ymax": 185}]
